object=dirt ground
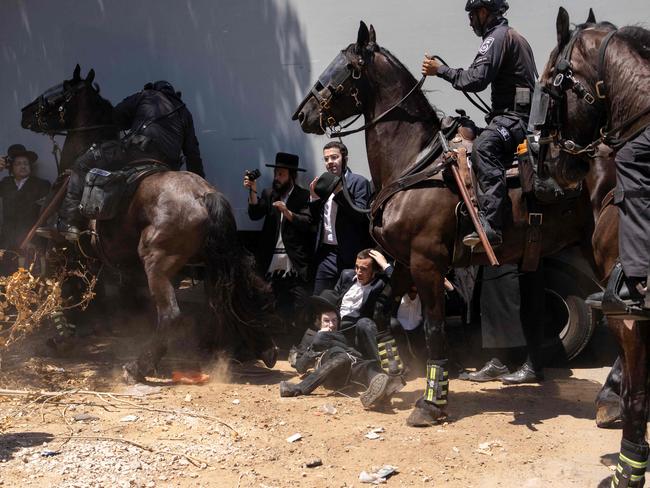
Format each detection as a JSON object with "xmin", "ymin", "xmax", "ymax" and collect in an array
[{"xmin": 0, "ymin": 321, "xmax": 624, "ymax": 488}]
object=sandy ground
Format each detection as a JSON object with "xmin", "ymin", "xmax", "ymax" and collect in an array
[{"xmin": 0, "ymin": 334, "xmax": 623, "ymax": 488}]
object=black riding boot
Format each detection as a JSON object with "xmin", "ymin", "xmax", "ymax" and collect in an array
[
  {"xmin": 602, "ymin": 262, "xmax": 650, "ymax": 319},
  {"xmin": 58, "ymin": 168, "xmax": 86, "ymax": 241}
]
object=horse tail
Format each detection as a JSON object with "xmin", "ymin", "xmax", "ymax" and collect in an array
[{"xmin": 202, "ymin": 192, "xmax": 277, "ymax": 354}]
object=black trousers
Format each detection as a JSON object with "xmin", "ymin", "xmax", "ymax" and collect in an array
[
  {"xmin": 295, "ymin": 351, "xmax": 382, "ymax": 394},
  {"xmin": 340, "ymin": 317, "xmax": 381, "ymax": 364},
  {"xmin": 268, "ymin": 273, "xmax": 310, "ymax": 329},
  {"xmin": 471, "ymin": 115, "xmax": 526, "ymax": 230},
  {"xmin": 313, "ymin": 244, "xmax": 342, "ymax": 294},
  {"xmin": 614, "ymin": 125, "xmax": 650, "ymax": 278}
]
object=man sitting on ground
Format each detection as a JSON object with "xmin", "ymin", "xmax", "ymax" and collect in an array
[{"xmin": 280, "ymin": 289, "xmax": 394, "ymax": 409}]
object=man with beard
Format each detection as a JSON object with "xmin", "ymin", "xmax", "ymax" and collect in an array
[{"xmin": 245, "ymin": 153, "xmax": 315, "ymax": 332}]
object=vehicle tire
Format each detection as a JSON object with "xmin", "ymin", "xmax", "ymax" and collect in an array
[{"xmin": 542, "ymin": 290, "xmax": 594, "ymax": 361}]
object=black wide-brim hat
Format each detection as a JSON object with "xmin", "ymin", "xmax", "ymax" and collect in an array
[
  {"xmin": 309, "ymin": 289, "xmax": 340, "ymax": 316},
  {"xmin": 314, "ymin": 171, "xmax": 341, "ymax": 200},
  {"xmin": 7, "ymin": 144, "xmax": 38, "ymax": 164},
  {"xmin": 265, "ymin": 152, "xmax": 306, "ymax": 172}
]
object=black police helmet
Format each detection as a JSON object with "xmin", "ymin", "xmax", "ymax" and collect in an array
[{"xmin": 465, "ymin": 0, "xmax": 509, "ymax": 14}]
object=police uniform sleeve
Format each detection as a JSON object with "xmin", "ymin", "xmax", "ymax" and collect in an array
[
  {"xmin": 436, "ymin": 29, "xmax": 506, "ymax": 93},
  {"xmin": 182, "ymin": 111, "xmax": 206, "ymax": 178},
  {"xmin": 113, "ymin": 93, "xmax": 141, "ymax": 130}
]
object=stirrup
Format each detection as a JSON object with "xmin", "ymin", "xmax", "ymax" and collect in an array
[{"xmin": 603, "ymin": 262, "xmax": 650, "ymax": 320}]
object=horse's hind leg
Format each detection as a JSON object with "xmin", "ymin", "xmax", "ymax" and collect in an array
[
  {"xmin": 607, "ymin": 319, "xmax": 650, "ymax": 487},
  {"xmin": 122, "ymin": 246, "xmax": 186, "ymax": 384},
  {"xmin": 406, "ymin": 253, "xmax": 449, "ymax": 427}
]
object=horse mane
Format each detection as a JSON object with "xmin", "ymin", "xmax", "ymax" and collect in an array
[
  {"xmin": 377, "ymin": 46, "xmax": 440, "ymax": 126},
  {"xmin": 617, "ymin": 26, "xmax": 650, "ymax": 61}
]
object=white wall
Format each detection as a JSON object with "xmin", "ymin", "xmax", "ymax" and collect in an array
[{"xmin": 1, "ymin": 1, "xmax": 646, "ymax": 228}]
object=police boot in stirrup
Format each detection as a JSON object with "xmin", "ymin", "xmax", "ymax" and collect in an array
[
  {"xmin": 406, "ymin": 360, "xmax": 449, "ymax": 427},
  {"xmin": 602, "ymin": 262, "xmax": 650, "ymax": 320},
  {"xmin": 610, "ymin": 439, "xmax": 649, "ymax": 488}
]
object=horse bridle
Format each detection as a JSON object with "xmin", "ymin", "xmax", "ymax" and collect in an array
[
  {"xmin": 536, "ymin": 26, "xmax": 650, "ymax": 160},
  {"xmin": 22, "ymin": 81, "xmax": 114, "ymax": 136},
  {"xmin": 294, "ymin": 49, "xmax": 426, "ymax": 138}
]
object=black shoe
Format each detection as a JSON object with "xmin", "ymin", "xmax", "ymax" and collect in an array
[
  {"xmin": 499, "ymin": 363, "xmax": 543, "ymax": 385},
  {"xmin": 57, "ymin": 220, "xmax": 82, "ymax": 242},
  {"xmin": 385, "ymin": 373, "xmax": 406, "ymax": 397},
  {"xmin": 279, "ymin": 381, "xmax": 303, "ymax": 397},
  {"xmin": 462, "ymin": 358, "xmax": 510, "ymax": 382},
  {"xmin": 463, "ymin": 229, "xmax": 503, "ymax": 251},
  {"xmin": 360, "ymin": 373, "xmax": 390, "ymax": 409},
  {"xmin": 602, "ymin": 262, "xmax": 650, "ymax": 319}
]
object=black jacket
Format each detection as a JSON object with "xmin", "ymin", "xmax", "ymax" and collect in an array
[
  {"xmin": 437, "ymin": 17, "xmax": 537, "ymax": 113},
  {"xmin": 0, "ymin": 176, "xmax": 50, "ymax": 249},
  {"xmin": 333, "ymin": 265, "xmax": 394, "ymax": 323},
  {"xmin": 309, "ymin": 169, "xmax": 372, "ymax": 268},
  {"xmin": 113, "ymin": 88, "xmax": 205, "ymax": 177},
  {"xmin": 248, "ymin": 185, "xmax": 315, "ymax": 281}
]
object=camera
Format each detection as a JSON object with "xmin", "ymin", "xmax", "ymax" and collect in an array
[{"xmin": 244, "ymin": 169, "xmax": 261, "ymax": 181}]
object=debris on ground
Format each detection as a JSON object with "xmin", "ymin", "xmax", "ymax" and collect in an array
[
  {"xmin": 286, "ymin": 433, "xmax": 302, "ymax": 443},
  {"xmin": 305, "ymin": 458, "xmax": 323, "ymax": 468},
  {"xmin": 359, "ymin": 465, "xmax": 398, "ymax": 484}
]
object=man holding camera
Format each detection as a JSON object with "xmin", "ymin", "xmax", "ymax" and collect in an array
[{"xmin": 244, "ymin": 153, "xmax": 314, "ymax": 331}]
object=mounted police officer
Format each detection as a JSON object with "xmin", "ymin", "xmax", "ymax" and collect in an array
[
  {"xmin": 421, "ymin": 0, "xmax": 537, "ymax": 249},
  {"xmin": 56, "ymin": 80, "xmax": 205, "ymax": 241}
]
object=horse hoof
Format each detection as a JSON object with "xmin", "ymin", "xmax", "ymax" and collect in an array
[
  {"xmin": 596, "ymin": 401, "xmax": 622, "ymax": 429},
  {"xmin": 406, "ymin": 397, "xmax": 447, "ymax": 427},
  {"xmin": 122, "ymin": 362, "xmax": 146, "ymax": 385}
]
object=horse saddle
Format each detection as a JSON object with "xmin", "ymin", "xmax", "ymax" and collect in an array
[{"xmin": 79, "ymin": 163, "xmax": 166, "ymax": 220}]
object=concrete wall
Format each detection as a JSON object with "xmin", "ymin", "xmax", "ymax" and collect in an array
[{"xmin": 0, "ymin": 1, "xmax": 646, "ymax": 228}]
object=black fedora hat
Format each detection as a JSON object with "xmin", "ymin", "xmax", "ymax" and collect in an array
[
  {"xmin": 7, "ymin": 144, "xmax": 38, "ymax": 164},
  {"xmin": 265, "ymin": 152, "xmax": 305, "ymax": 172},
  {"xmin": 314, "ymin": 171, "xmax": 341, "ymax": 200},
  {"xmin": 309, "ymin": 289, "xmax": 340, "ymax": 316}
]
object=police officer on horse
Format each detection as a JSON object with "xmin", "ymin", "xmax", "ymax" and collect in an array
[
  {"xmin": 57, "ymin": 80, "xmax": 205, "ymax": 241},
  {"xmin": 421, "ymin": 0, "xmax": 537, "ymax": 250}
]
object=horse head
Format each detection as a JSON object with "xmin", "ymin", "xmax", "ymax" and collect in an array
[
  {"xmin": 536, "ymin": 8, "xmax": 616, "ymax": 185},
  {"xmin": 21, "ymin": 64, "xmax": 107, "ymax": 134},
  {"xmin": 292, "ymin": 21, "xmax": 381, "ymax": 135}
]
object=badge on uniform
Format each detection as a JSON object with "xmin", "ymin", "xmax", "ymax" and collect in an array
[
  {"xmin": 497, "ymin": 126, "xmax": 511, "ymax": 142},
  {"xmin": 479, "ymin": 36, "xmax": 495, "ymax": 54}
]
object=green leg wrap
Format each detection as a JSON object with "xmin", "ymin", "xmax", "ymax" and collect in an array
[
  {"xmin": 424, "ymin": 360, "xmax": 448, "ymax": 407},
  {"xmin": 378, "ymin": 334, "xmax": 404, "ymax": 375},
  {"xmin": 51, "ymin": 311, "xmax": 75, "ymax": 338},
  {"xmin": 611, "ymin": 439, "xmax": 649, "ymax": 488}
]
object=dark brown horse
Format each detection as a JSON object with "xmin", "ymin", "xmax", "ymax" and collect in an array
[
  {"xmin": 294, "ymin": 22, "xmax": 599, "ymax": 426},
  {"xmin": 538, "ymin": 8, "xmax": 650, "ymax": 486},
  {"xmin": 20, "ymin": 66, "xmax": 276, "ymax": 382}
]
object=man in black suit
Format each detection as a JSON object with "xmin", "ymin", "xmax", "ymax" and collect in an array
[
  {"xmin": 0, "ymin": 144, "xmax": 50, "ymax": 275},
  {"xmin": 245, "ymin": 152, "xmax": 314, "ymax": 330},
  {"xmin": 309, "ymin": 141, "xmax": 372, "ymax": 294},
  {"xmin": 333, "ymin": 248, "xmax": 393, "ymax": 365}
]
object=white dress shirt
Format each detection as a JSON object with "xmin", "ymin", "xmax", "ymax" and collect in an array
[
  {"xmin": 266, "ymin": 186, "xmax": 295, "ymax": 277},
  {"xmin": 397, "ymin": 293, "xmax": 423, "ymax": 331},
  {"xmin": 339, "ymin": 278, "xmax": 370, "ymax": 319}
]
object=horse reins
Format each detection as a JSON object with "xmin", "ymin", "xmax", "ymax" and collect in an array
[{"xmin": 545, "ymin": 27, "xmax": 650, "ymax": 157}]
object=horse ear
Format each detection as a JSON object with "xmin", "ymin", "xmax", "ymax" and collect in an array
[
  {"xmin": 356, "ymin": 21, "xmax": 369, "ymax": 49},
  {"xmin": 586, "ymin": 8, "xmax": 596, "ymax": 24},
  {"xmin": 73, "ymin": 64, "xmax": 81, "ymax": 81},
  {"xmin": 556, "ymin": 7, "xmax": 571, "ymax": 47},
  {"xmin": 86, "ymin": 68, "xmax": 95, "ymax": 84},
  {"xmin": 368, "ymin": 24, "xmax": 376, "ymax": 44}
]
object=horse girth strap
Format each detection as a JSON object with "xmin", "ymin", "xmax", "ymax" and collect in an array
[{"xmin": 369, "ymin": 122, "xmax": 459, "ymax": 218}]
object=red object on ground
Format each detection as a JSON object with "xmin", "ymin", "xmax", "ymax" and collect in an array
[{"xmin": 171, "ymin": 371, "xmax": 210, "ymax": 385}]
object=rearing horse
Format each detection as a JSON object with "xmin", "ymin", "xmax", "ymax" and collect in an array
[
  {"xmin": 537, "ymin": 8, "xmax": 650, "ymax": 487},
  {"xmin": 20, "ymin": 66, "xmax": 277, "ymax": 382},
  {"xmin": 294, "ymin": 22, "xmax": 596, "ymax": 426}
]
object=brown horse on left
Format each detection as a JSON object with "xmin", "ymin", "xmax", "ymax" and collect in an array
[{"xmin": 20, "ymin": 65, "xmax": 276, "ymax": 383}]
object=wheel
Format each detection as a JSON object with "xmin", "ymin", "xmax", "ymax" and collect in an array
[{"xmin": 542, "ymin": 290, "xmax": 594, "ymax": 361}]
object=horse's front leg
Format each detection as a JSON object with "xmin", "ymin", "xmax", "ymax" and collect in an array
[
  {"xmin": 406, "ymin": 253, "xmax": 449, "ymax": 427},
  {"xmin": 123, "ymin": 234, "xmax": 186, "ymax": 384},
  {"xmin": 607, "ymin": 318, "xmax": 650, "ymax": 487}
]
